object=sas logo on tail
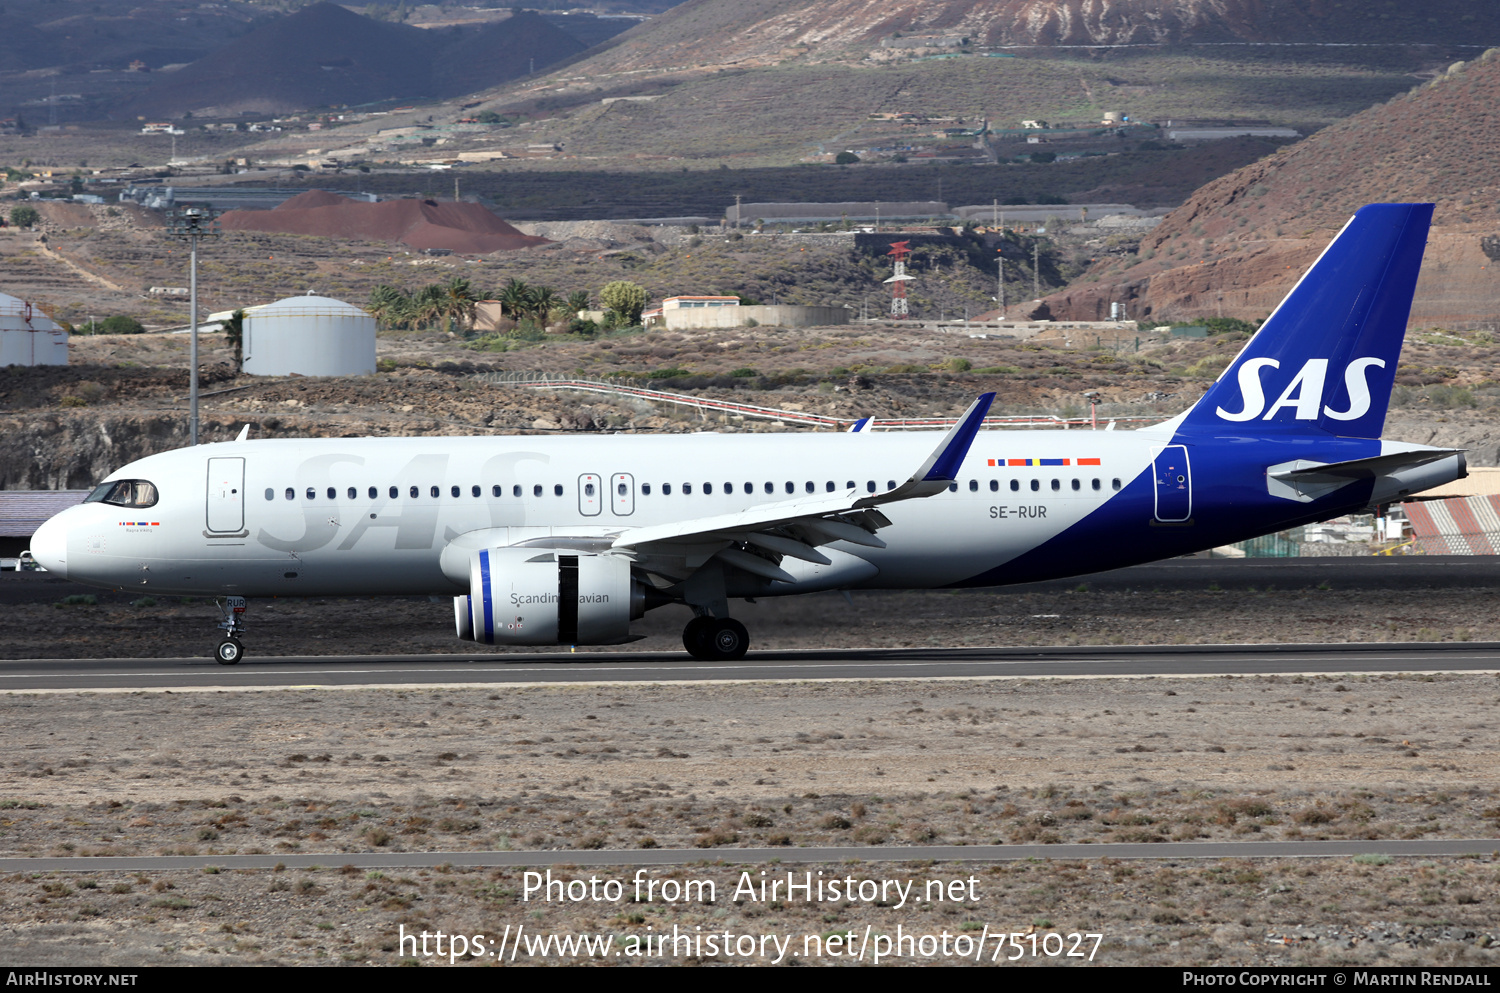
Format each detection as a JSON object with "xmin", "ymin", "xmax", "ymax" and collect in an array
[{"xmin": 1215, "ymin": 357, "xmax": 1385, "ymax": 422}]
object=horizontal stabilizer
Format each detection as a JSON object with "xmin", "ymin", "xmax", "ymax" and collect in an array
[
  {"xmin": 1266, "ymin": 448, "xmax": 1464, "ymax": 504},
  {"xmin": 1268, "ymin": 449, "xmax": 1464, "ymax": 483}
]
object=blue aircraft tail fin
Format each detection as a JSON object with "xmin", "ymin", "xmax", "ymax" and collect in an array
[{"xmin": 1176, "ymin": 203, "xmax": 1432, "ymax": 439}]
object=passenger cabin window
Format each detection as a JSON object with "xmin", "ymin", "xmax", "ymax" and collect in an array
[
  {"xmin": 513, "ymin": 485, "xmax": 522, "ymax": 497},
  {"xmin": 1011, "ymin": 480, "xmax": 1020, "ymax": 492},
  {"xmin": 1051, "ymin": 479, "xmax": 1061, "ymax": 492},
  {"xmin": 347, "ymin": 487, "xmax": 356, "ymax": 500},
  {"xmin": 409, "ymin": 486, "xmax": 419, "ymax": 499},
  {"xmin": 585, "ymin": 482, "xmax": 596, "ymax": 496},
  {"xmin": 663, "ymin": 483, "xmax": 672, "ymax": 495},
  {"xmin": 286, "ymin": 488, "xmax": 295, "ymax": 500},
  {"xmin": 785, "ymin": 482, "xmax": 795, "ymax": 494},
  {"xmin": 1030, "ymin": 480, "xmax": 1040, "ymax": 492},
  {"xmin": 1071, "ymin": 479, "xmax": 1081, "ymax": 491},
  {"xmin": 264, "ymin": 488, "xmax": 274, "ymax": 501},
  {"xmin": 969, "ymin": 480, "xmax": 979, "ymax": 492},
  {"xmin": 1091, "ymin": 479, "xmax": 1101, "ymax": 491},
  {"xmin": 430, "ymin": 486, "xmax": 440, "ymax": 498},
  {"xmin": 451, "ymin": 485, "xmax": 461, "ymax": 498},
  {"xmin": 472, "ymin": 485, "xmax": 481, "ymax": 498},
  {"xmin": 866, "ymin": 481, "xmax": 876, "ymax": 493},
  {"xmin": 642, "ymin": 483, "xmax": 652, "ymax": 496},
  {"xmin": 533, "ymin": 484, "xmax": 543, "ymax": 497},
  {"xmin": 723, "ymin": 482, "xmax": 732, "ymax": 494},
  {"xmin": 947, "ymin": 482, "xmax": 958, "ymax": 492},
  {"xmin": 369, "ymin": 487, "xmax": 378, "ymax": 499},
  {"xmin": 327, "ymin": 487, "xmax": 337, "ymax": 500},
  {"xmin": 306, "ymin": 487, "xmax": 316, "ymax": 500},
  {"xmin": 702, "ymin": 483, "xmax": 712, "ymax": 495},
  {"xmin": 492, "ymin": 485, "xmax": 502, "ymax": 497},
  {"xmin": 1112, "ymin": 478, "xmax": 1122, "ymax": 490},
  {"xmin": 744, "ymin": 482, "xmax": 753, "ymax": 494},
  {"xmin": 990, "ymin": 480, "xmax": 999, "ymax": 492},
  {"xmin": 389, "ymin": 486, "xmax": 398, "ymax": 499},
  {"xmin": 764, "ymin": 482, "xmax": 774, "ymax": 494},
  {"xmin": 619, "ymin": 482, "xmax": 629, "ymax": 496}
]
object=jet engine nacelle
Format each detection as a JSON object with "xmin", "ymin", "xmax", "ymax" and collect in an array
[{"xmin": 454, "ymin": 548, "xmax": 643, "ymax": 645}]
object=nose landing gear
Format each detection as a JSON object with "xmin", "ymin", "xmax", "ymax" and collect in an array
[
  {"xmin": 682, "ymin": 615, "xmax": 749, "ymax": 661},
  {"xmin": 214, "ymin": 596, "xmax": 248, "ymax": 665}
]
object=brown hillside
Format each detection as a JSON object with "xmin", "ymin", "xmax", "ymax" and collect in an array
[
  {"xmin": 219, "ymin": 192, "xmax": 551, "ymax": 255},
  {"xmin": 1045, "ymin": 50, "xmax": 1500, "ymax": 328},
  {"xmin": 574, "ymin": 0, "xmax": 1500, "ymax": 73}
]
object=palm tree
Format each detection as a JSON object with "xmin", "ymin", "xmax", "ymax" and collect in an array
[
  {"xmin": 566, "ymin": 290, "xmax": 591, "ymax": 315},
  {"xmin": 529, "ymin": 286, "xmax": 558, "ymax": 326},
  {"xmin": 367, "ymin": 284, "xmax": 413, "ymax": 329},
  {"xmin": 221, "ymin": 309, "xmax": 245, "ymax": 369},
  {"xmin": 444, "ymin": 276, "xmax": 477, "ymax": 332},
  {"xmin": 412, "ymin": 284, "xmax": 447, "ymax": 330},
  {"xmin": 496, "ymin": 278, "xmax": 531, "ymax": 322}
]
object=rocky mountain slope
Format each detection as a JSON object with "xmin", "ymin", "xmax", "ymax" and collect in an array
[
  {"xmin": 577, "ymin": 0, "xmax": 1500, "ymax": 73},
  {"xmin": 1045, "ymin": 50, "xmax": 1500, "ymax": 328}
]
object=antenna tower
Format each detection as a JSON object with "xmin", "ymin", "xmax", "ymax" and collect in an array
[{"xmin": 883, "ymin": 240, "xmax": 914, "ymax": 319}]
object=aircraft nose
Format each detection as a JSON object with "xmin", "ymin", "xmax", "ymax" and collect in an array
[{"xmin": 30, "ymin": 513, "xmax": 68, "ymax": 579}]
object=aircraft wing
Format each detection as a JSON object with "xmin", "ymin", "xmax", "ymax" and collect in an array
[{"xmin": 611, "ymin": 393, "xmax": 995, "ymax": 566}]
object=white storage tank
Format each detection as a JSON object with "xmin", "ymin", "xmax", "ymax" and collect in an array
[
  {"xmin": 242, "ymin": 292, "xmax": 375, "ymax": 377},
  {"xmin": 0, "ymin": 292, "xmax": 67, "ymax": 367}
]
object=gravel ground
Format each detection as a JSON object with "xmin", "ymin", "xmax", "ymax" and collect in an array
[{"xmin": 1, "ymin": 671, "xmax": 1498, "ymax": 965}]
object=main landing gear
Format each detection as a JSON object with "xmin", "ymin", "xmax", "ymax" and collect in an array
[
  {"xmin": 682, "ymin": 615, "xmax": 749, "ymax": 661},
  {"xmin": 214, "ymin": 596, "xmax": 248, "ymax": 665}
]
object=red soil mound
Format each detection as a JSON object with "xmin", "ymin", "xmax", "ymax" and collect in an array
[{"xmin": 220, "ymin": 192, "xmax": 550, "ymax": 254}]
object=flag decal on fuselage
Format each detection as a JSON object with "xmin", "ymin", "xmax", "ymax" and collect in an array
[{"xmin": 986, "ymin": 458, "xmax": 1102, "ymax": 467}]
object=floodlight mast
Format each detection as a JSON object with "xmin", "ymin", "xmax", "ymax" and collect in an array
[{"xmin": 166, "ymin": 206, "xmax": 221, "ymax": 446}]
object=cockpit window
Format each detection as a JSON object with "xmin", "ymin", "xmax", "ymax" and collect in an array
[{"xmin": 85, "ymin": 479, "xmax": 158, "ymax": 509}]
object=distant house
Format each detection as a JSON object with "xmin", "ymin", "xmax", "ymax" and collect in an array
[{"xmin": 663, "ymin": 296, "xmax": 740, "ymax": 310}]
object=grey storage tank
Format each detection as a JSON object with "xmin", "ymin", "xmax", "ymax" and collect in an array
[
  {"xmin": 242, "ymin": 292, "xmax": 375, "ymax": 377},
  {"xmin": 0, "ymin": 292, "xmax": 67, "ymax": 367}
]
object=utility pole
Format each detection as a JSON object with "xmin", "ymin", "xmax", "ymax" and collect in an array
[
  {"xmin": 167, "ymin": 206, "xmax": 222, "ymax": 446},
  {"xmin": 997, "ymin": 250, "xmax": 1005, "ymax": 319},
  {"xmin": 1033, "ymin": 238, "xmax": 1040, "ymax": 301}
]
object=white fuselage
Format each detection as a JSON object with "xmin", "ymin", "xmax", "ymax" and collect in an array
[{"xmin": 36, "ymin": 430, "xmax": 1161, "ymax": 598}]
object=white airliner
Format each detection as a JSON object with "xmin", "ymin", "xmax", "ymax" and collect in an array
[{"xmin": 31, "ymin": 203, "xmax": 1464, "ymax": 664}]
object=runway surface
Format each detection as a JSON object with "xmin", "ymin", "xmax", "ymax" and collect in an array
[
  {"xmin": 4, "ymin": 641, "xmax": 1500, "ymax": 691},
  {"xmin": 8, "ymin": 554, "xmax": 1500, "ymax": 606},
  {"xmin": 7, "ymin": 839, "xmax": 1500, "ymax": 873}
]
